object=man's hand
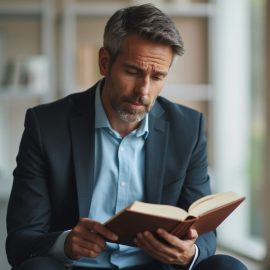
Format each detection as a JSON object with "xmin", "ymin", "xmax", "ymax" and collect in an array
[
  {"xmin": 134, "ymin": 228, "xmax": 198, "ymax": 266},
  {"xmin": 64, "ymin": 218, "xmax": 118, "ymax": 260}
]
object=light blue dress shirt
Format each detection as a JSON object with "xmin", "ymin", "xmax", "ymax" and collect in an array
[
  {"xmin": 49, "ymin": 82, "xmax": 198, "ymax": 269},
  {"xmin": 76, "ymin": 82, "xmax": 153, "ymax": 268}
]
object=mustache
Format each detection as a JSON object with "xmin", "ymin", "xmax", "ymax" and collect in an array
[{"xmin": 122, "ymin": 95, "xmax": 151, "ymax": 106}]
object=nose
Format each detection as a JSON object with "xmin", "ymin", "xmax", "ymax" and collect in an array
[{"xmin": 135, "ymin": 76, "xmax": 150, "ymax": 96}]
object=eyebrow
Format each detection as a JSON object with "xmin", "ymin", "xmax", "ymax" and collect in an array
[{"xmin": 123, "ymin": 63, "xmax": 168, "ymax": 77}]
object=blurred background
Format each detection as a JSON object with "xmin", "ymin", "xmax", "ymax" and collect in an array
[{"xmin": 0, "ymin": 0, "xmax": 269, "ymax": 269}]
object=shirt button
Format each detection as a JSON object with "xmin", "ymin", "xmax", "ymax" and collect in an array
[
  {"xmin": 120, "ymin": 181, "xmax": 126, "ymax": 187},
  {"xmin": 120, "ymin": 147, "xmax": 124, "ymax": 151}
]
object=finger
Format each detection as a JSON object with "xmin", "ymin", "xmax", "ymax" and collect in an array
[
  {"xmin": 65, "ymin": 219, "xmax": 111, "ymax": 260},
  {"xmin": 157, "ymin": 229, "xmax": 197, "ymax": 249},
  {"xmin": 71, "ymin": 235, "xmax": 105, "ymax": 253},
  {"xmin": 72, "ymin": 221, "xmax": 107, "ymax": 250},
  {"xmin": 135, "ymin": 233, "xmax": 168, "ymax": 262},
  {"xmin": 66, "ymin": 242, "xmax": 100, "ymax": 259},
  {"xmin": 135, "ymin": 232, "xmax": 180, "ymax": 260},
  {"xmin": 156, "ymin": 229, "xmax": 186, "ymax": 251},
  {"xmin": 82, "ymin": 219, "xmax": 118, "ymax": 241},
  {"xmin": 65, "ymin": 226, "xmax": 111, "ymax": 260},
  {"xmin": 156, "ymin": 229, "xmax": 197, "ymax": 265},
  {"xmin": 136, "ymin": 230, "xmax": 196, "ymax": 265},
  {"xmin": 186, "ymin": 228, "xmax": 198, "ymax": 240},
  {"xmin": 147, "ymin": 231, "xmax": 183, "ymax": 259},
  {"xmin": 135, "ymin": 232, "xmax": 179, "ymax": 264}
]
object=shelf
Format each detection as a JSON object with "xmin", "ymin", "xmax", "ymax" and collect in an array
[
  {"xmin": 0, "ymin": 85, "xmax": 47, "ymax": 100},
  {"xmin": 68, "ymin": 2, "xmax": 215, "ymax": 18},
  {"xmin": 0, "ymin": 87, "xmax": 47, "ymax": 100},
  {"xmin": 161, "ymin": 84, "xmax": 213, "ymax": 101},
  {"xmin": 0, "ymin": 0, "xmax": 55, "ymax": 102},
  {"xmin": 0, "ymin": 3, "xmax": 44, "ymax": 17}
]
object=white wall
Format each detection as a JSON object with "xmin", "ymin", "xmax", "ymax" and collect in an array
[{"xmin": 0, "ymin": 201, "xmax": 10, "ymax": 270}]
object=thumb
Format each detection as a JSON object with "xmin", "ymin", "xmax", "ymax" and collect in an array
[{"xmin": 186, "ymin": 228, "xmax": 198, "ymax": 240}]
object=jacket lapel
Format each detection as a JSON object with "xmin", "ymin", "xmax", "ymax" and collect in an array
[
  {"xmin": 145, "ymin": 102, "xmax": 169, "ymax": 204},
  {"xmin": 70, "ymin": 88, "xmax": 96, "ymax": 217}
]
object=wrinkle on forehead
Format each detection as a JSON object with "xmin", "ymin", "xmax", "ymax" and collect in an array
[{"xmin": 135, "ymin": 54, "xmax": 171, "ymax": 73}]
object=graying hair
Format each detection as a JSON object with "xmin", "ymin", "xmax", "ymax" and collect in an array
[{"xmin": 103, "ymin": 4, "xmax": 184, "ymax": 62}]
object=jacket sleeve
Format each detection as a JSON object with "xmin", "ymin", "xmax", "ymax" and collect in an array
[
  {"xmin": 170, "ymin": 113, "xmax": 216, "ymax": 270},
  {"xmin": 185, "ymin": 113, "xmax": 216, "ymax": 263},
  {"xmin": 6, "ymin": 109, "xmax": 62, "ymax": 268}
]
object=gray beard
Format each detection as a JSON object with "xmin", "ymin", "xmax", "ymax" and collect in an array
[{"xmin": 117, "ymin": 109, "xmax": 146, "ymax": 123}]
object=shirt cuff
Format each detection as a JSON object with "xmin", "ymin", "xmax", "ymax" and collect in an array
[
  {"xmin": 187, "ymin": 244, "xmax": 199, "ymax": 270},
  {"xmin": 48, "ymin": 230, "xmax": 74, "ymax": 266}
]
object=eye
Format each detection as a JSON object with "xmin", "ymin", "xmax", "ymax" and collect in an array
[
  {"xmin": 125, "ymin": 67, "xmax": 139, "ymax": 76},
  {"xmin": 152, "ymin": 74, "xmax": 164, "ymax": 81}
]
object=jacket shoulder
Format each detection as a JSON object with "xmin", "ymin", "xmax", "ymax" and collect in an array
[
  {"xmin": 29, "ymin": 85, "xmax": 96, "ymax": 120},
  {"xmin": 156, "ymin": 96, "xmax": 202, "ymax": 121}
]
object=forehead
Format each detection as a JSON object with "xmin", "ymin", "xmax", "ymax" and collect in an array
[{"xmin": 117, "ymin": 34, "xmax": 173, "ymax": 71}]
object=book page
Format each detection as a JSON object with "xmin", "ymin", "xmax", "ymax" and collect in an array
[
  {"xmin": 129, "ymin": 201, "xmax": 189, "ymax": 221},
  {"xmin": 188, "ymin": 191, "xmax": 243, "ymax": 217}
]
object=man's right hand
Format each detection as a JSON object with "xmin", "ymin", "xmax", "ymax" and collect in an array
[{"xmin": 64, "ymin": 218, "xmax": 118, "ymax": 260}]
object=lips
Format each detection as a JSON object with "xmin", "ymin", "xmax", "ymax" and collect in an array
[
  {"xmin": 131, "ymin": 101, "xmax": 143, "ymax": 106},
  {"xmin": 123, "ymin": 96, "xmax": 150, "ymax": 107},
  {"xmin": 128, "ymin": 102, "xmax": 145, "ymax": 110}
]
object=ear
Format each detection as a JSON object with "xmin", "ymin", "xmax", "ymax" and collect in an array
[{"xmin": 98, "ymin": 47, "xmax": 111, "ymax": 76}]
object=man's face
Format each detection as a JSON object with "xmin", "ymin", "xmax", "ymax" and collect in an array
[{"xmin": 99, "ymin": 34, "xmax": 173, "ymax": 124}]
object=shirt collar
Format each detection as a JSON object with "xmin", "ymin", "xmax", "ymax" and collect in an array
[
  {"xmin": 95, "ymin": 81, "xmax": 149, "ymax": 139},
  {"xmin": 95, "ymin": 81, "xmax": 111, "ymax": 129}
]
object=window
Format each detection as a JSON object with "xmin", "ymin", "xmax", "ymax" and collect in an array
[{"xmin": 213, "ymin": 0, "xmax": 266, "ymax": 259}]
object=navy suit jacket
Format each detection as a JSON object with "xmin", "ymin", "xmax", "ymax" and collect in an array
[{"xmin": 6, "ymin": 81, "xmax": 216, "ymax": 269}]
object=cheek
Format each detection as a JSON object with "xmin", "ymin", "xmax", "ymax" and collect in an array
[
  {"xmin": 112, "ymin": 72, "xmax": 135, "ymax": 89},
  {"xmin": 150, "ymin": 83, "xmax": 163, "ymax": 98},
  {"xmin": 115, "ymin": 74, "xmax": 136, "ymax": 93}
]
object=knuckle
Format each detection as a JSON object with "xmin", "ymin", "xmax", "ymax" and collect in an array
[
  {"xmin": 90, "ymin": 243, "xmax": 99, "ymax": 252},
  {"xmin": 73, "ymin": 227, "xmax": 79, "ymax": 234},
  {"xmin": 92, "ymin": 221, "xmax": 100, "ymax": 231},
  {"xmin": 89, "ymin": 232, "xmax": 99, "ymax": 242},
  {"xmin": 90, "ymin": 234, "xmax": 105, "ymax": 247},
  {"xmin": 88, "ymin": 250, "xmax": 98, "ymax": 258},
  {"xmin": 169, "ymin": 237, "xmax": 177, "ymax": 246},
  {"xmin": 156, "ymin": 246, "xmax": 163, "ymax": 252},
  {"xmin": 174, "ymin": 252, "xmax": 182, "ymax": 261},
  {"xmin": 69, "ymin": 235, "xmax": 79, "ymax": 246},
  {"xmin": 78, "ymin": 218, "xmax": 86, "ymax": 225}
]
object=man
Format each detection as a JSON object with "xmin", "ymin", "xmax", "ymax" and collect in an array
[{"xmin": 6, "ymin": 4, "xmax": 247, "ymax": 270}]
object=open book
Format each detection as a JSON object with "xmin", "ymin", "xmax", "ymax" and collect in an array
[{"xmin": 104, "ymin": 191, "xmax": 245, "ymax": 246}]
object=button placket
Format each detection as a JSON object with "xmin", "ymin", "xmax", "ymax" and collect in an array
[{"xmin": 115, "ymin": 138, "xmax": 129, "ymax": 213}]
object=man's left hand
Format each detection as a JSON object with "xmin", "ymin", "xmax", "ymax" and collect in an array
[{"xmin": 134, "ymin": 228, "xmax": 198, "ymax": 266}]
